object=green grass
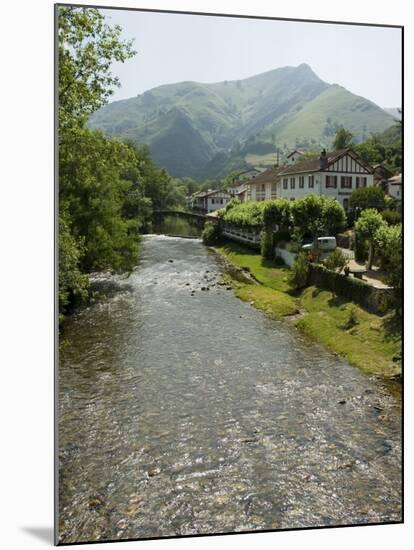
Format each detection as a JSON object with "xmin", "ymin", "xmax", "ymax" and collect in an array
[
  {"xmin": 235, "ymin": 284, "xmax": 299, "ymax": 318},
  {"xmin": 216, "ymin": 242, "xmax": 291, "ymax": 292},
  {"xmin": 297, "ymin": 287, "xmax": 401, "ymax": 377},
  {"xmin": 215, "ymin": 242, "xmax": 401, "ymax": 379}
]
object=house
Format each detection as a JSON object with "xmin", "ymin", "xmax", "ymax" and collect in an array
[
  {"xmin": 372, "ymin": 163, "xmax": 393, "ymax": 189},
  {"xmin": 246, "ymin": 165, "xmax": 283, "ymax": 202},
  {"xmin": 286, "ymin": 149, "xmax": 305, "ymax": 164},
  {"xmin": 276, "ymin": 148, "xmax": 375, "ymax": 211},
  {"xmin": 387, "ymin": 174, "xmax": 402, "ymax": 200},
  {"xmin": 227, "ymin": 168, "xmax": 261, "ymax": 197},
  {"xmin": 191, "ymin": 189, "xmax": 232, "ymax": 213}
]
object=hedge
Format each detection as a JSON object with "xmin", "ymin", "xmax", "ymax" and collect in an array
[{"xmin": 308, "ymin": 263, "xmax": 391, "ymax": 314}]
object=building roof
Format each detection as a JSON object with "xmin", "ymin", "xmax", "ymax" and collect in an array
[
  {"xmin": 286, "ymin": 149, "xmax": 305, "ymax": 158},
  {"xmin": 388, "ymin": 174, "xmax": 402, "ymax": 185},
  {"xmin": 193, "ymin": 189, "xmax": 231, "ymax": 199},
  {"xmin": 247, "ymin": 165, "xmax": 284, "ymax": 186},
  {"xmin": 278, "ymin": 148, "xmax": 373, "ymax": 176}
]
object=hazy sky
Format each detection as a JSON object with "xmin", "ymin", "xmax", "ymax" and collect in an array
[{"xmin": 103, "ymin": 8, "xmax": 402, "ymax": 108}]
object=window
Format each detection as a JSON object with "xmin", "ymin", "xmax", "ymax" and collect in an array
[
  {"xmin": 220, "ymin": 198, "xmax": 223, "ymax": 204},
  {"xmin": 212, "ymin": 198, "xmax": 215, "ymax": 204},
  {"xmin": 341, "ymin": 176, "xmax": 352, "ymax": 189},
  {"xmin": 362, "ymin": 177, "xmax": 367, "ymax": 187},
  {"xmin": 283, "ymin": 178, "xmax": 288, "ymax": 189},
  {"xmin": 261, "ymin": 184, "xmax": 265, "ymax": 191},
  {"xmin": 325, "ymin": 175, "xmax": 337, "ymax": 188},
  {"xmin": 343, "ymin": 198, "xmax": 349, "ymax": 211},
  {"xmin": 271, "ymin": 182, "xmax": 277, "ymax": 197},
  {"xmin": 356, "ymin": 177, "xmax": 360, "ymax": 188},
  {"xmin": 290, "ymin": 177, "xmax": 295, "ymax": 189},
  {"xmin": 308, "ymin": 175, "xmax": 314, "ymax": 188},
  {"xmin": 299, "ymin": 176, "xmax": 304, "ymax": 188}
]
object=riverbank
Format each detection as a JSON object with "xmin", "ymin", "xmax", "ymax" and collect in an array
[{"xmin": 214, "ymin": 241, "xmax": 401, "ymax": 381}]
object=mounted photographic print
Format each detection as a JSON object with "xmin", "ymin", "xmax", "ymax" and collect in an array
[{"xmin": 56, "ymin": 3, "xmax": 403, "ymax": 545}]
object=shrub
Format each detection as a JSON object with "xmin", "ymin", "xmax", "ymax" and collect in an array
[
  {"xmin": 344, "ymin": 304, "xmax": 359, "ymax": 329},
  {"xmin": 289, "ymin": 252, "xmax": 310, "ymax": 290},
  {"xmin": 202, "ymin": 222, "xmax": 221, "ymax": 245},
  {"xmin": 381, "ymin": 208, "xmax": 401, "ymax": 225},
  {"xmin": 260, "ymin": 230, "xmax": 274, "ymax": 259},
  {"xmin": 324, "ymin": 248, "xmax": 348, "ymax": 273}
]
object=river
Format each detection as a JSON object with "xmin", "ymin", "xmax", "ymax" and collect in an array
[{"xmin": 58, "ymin": 234, "xmax": 402, "ymax": 543}]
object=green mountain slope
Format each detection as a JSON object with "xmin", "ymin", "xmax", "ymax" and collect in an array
[{"xmin": 89, "ymin": 64, "xmax": 395, "ymax": 179}]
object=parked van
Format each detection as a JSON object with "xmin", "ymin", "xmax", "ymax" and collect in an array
[{"xmin": 302, "ymin": 236, "xmax": 337, "ymax": 252}]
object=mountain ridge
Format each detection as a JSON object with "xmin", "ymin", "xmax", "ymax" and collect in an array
[{"xmin": 89, "ymin": 64, "xmax": 395, "ymax": 179}]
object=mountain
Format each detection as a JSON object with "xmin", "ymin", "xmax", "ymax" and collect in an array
[
  {"xmin": 383, "ymin": 107, "xmax": 401, "ymax": 120},
  {"xmin": 89, "ymin": 64, "xmax": 396, "ymax": 179}
]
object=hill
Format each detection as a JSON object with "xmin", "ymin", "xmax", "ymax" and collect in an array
[{"xmin": 89, "ymin": 64, "xmax": 395, "ymax": 179}]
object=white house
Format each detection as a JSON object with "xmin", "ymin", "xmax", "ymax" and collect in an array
[
  {"xmin": 286, "ymin": 149, "xmax": 305, "ymax": 164},
  {"xmin": 227, "ymin": 168, "xmax": 261, "ymax": 197},
  {"xmin": 277, "ymin": 149, "xmax": 375, "ymax": 211},
  {"xmin": 246, "ymin": 165, "xmax": 283, "ymax": 202},
  {"xmin": 387, "ymin": 174, "xmax": 402, "ymax": 200},
  {"xmin": 191, "ymin": 189, "xmax": 232, "ymax": 213}
]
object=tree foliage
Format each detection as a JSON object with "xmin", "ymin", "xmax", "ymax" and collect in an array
[
  {"xmin": 324, "ymin": 248, "xmax": 348, "ymax": 273},
  {"xmin": 354, "ymin": 209, "xmax": 386, "ymax": 269},
  {"xmin": 333, "ymin": 128, "xmax": 354, "ymax": 150},
  {"xmin": 290, "ymin": 194, "xmax": 346, "ymax": 240},
  {"xmin": 58, "ymin": 6, "xmax": 136, "ymax": 132},
  {"xmin": 289, "ymin": 252, "xmax": 310, "ymax": 290},
  {"xmin": 350, "ymin": 186, "xmax": 386, "ymax": 216},
  {"xmin": 374, "ymin": 223, "xmax": 402, "ymax": 311}
]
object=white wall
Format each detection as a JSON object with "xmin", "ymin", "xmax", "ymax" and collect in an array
[{"xmin": 278, "ymin": 172, "xmax": 374, "ymax": 208}]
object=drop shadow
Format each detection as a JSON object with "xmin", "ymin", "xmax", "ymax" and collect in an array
[{"xmin": 21, "ymin": 526, "xmax": 54, "ymax": 545}]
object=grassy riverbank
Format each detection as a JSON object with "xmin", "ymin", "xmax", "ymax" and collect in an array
[{"xmin": 215, "ymin": 242, "xmax": 401, "ymax": 380}]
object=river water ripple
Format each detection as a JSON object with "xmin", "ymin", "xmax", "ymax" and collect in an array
[{"xmin": 58, "ymin": 235, "xmax": 402, "ymax": 543}]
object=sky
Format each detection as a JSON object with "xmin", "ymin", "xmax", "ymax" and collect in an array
[{"xmin": 102, "ymin": 8, "xmax": 402, "ymax": 109}]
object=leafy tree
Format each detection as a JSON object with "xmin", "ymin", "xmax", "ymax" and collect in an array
[
  {"xmin": 374, "ymin": 223, "xmax": 402, "ymax": 311},
  {"xmin": 350, "ymin": 186, "xmax": 386, "ymax": 216},
  {"xmin": 59, "ymin": 211, "xmax": 89, "ymax": 315},
  {"xmin": 291, "ymin": 195, "xmax": 346, "ymax": 241},
  {"xmin": 333, "ymin": 128, "xmax": 354, "ymax": 150},
  {"xmin": 354, "ymin": 209, "xmax": 386, "ymax": 269},
  {"xmin": 60, "ymin": 128, "xmax": 142, "ymax": 273},
  {"xmin": 58, "ymin": 6, "xmax": 136, "ymax": 132}
]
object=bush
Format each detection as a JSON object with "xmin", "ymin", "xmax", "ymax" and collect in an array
[
  {"xmin": 273, "ymin": 228, "xmax": 291, "ymax": 246},
  {"xmin": 289, "ymin": 252, "xmax": 310, "ymax": 290},
  {"xmin": 354, "ymin": 232, "xmax": 368, "ymax": 262},
  {"xmin": 344, "ymin": 304, "xmax": 359, "ymax": 329},
  {"xmin": 202, "ymin": 222, "xmax": 221, "ymax": 245},
  {"xmin": 308, "ymin": 263, "xmax": 390, "ymax": 314},
  {"xmin": 260, "ymin": 230, "xmax": 274, "ymax": 259},
  {"xmin": 381, "ymin": 208, "xmax": 401, "ymax": 225},
  {"xmin": 324, "ymin": 248, "xmax": 348, "ymax": 273}
]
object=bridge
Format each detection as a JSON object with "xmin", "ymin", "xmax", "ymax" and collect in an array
[{"xmin": 152, "ymin": 210, "xmax": 207, "ymax": 221}]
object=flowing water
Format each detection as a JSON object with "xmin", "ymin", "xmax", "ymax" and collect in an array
[{"xmin": 58, "ymin": 234, "xmax": 402, "ymax": 543}]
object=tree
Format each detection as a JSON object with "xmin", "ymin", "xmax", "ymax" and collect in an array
[
  {"xmin": 354, "ymin": 209, "xmax": 386, "ymax": 269},
  {"xmin": 374, "ymin": 223, "xmax": 402, "ymax": 311},
  {"xmin": 289, "ymin": 252, "xmax": 310, "ymax": 290},
  {"xmin": 58, "ymin": 7, "xmax": 140, "ymax": 315},
  {"xmin": 58, "ymin": 6, "xmax": 136, "ymax": 132},
  {"xmin": 290, "ymin": 195, "xmax": 346, "ymax": 242},
  {"xmin": 333, "ymin": 128, "xmax": 354, "ymax": 150},
  {"xmin": 60, "ymin": 128, "xmax": 142, "ymax": 273},
  {"xmin": 324, "ymin": 249, "xmax": 347, "ymax": 273},
  {"xmin": 350, "ymin": 186, "xmax": 386, "ymax": 216}
]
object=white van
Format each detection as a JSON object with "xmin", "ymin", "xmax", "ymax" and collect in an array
[{"xmin": 302, "ymin": 236, "xmax": 337, "ymax": 252}]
